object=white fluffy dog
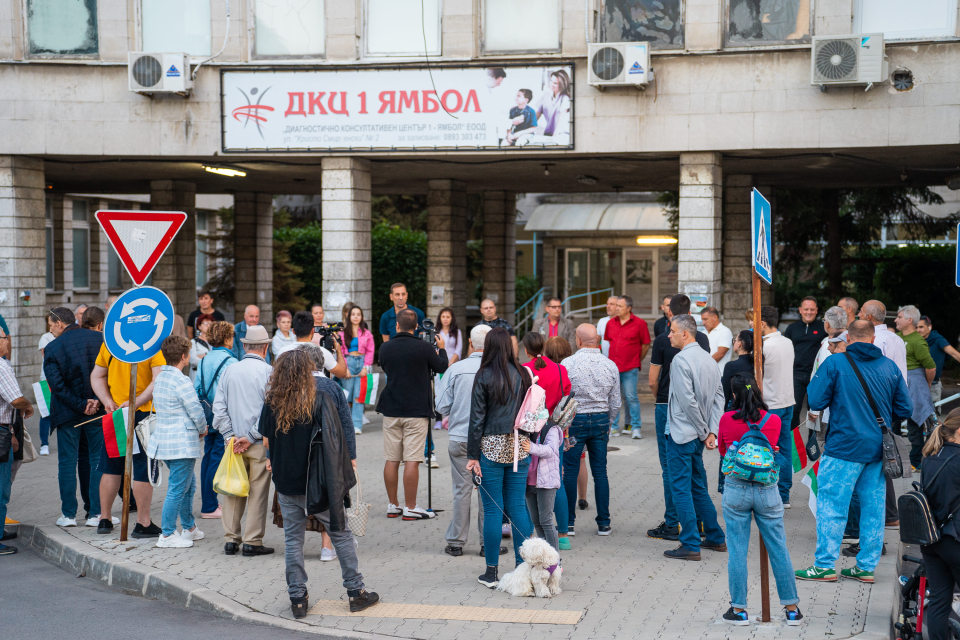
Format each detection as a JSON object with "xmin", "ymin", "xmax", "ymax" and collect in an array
[{"xmin": 496, "ymin": 537, "xmax": 562, "ymax": 598}]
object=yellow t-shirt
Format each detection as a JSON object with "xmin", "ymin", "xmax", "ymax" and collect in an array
[{"xmin": 95, "ymin": 344, "xmax": 166, "ymax": 413}]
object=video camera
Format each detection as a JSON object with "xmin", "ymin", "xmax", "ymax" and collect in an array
[
  {"xmin": 314, "ymin": 322, "xmax": 344, "ymax": 352},
  {"xmin": 419, "ymin": 318, "xmax": 437, "ymax": 345}
]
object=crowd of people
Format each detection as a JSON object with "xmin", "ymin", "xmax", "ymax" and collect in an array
[{"xmin": 1, "ymin": 285, "xmax": 959, "ymax": 636}]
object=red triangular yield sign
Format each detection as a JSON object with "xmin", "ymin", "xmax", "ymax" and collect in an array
[{"xmin": 95, "ymin": 210, "xmax": 188, "ymax": 286}]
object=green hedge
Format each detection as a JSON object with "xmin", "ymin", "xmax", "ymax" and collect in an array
[{"xmin": 274, "ymin": 223, "xmax": 323, "ymax": 306}]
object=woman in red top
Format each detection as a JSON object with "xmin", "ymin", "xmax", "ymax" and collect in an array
[{"xmin": 522, "ymin": 332, "xmax": 572, "ymax": 550}]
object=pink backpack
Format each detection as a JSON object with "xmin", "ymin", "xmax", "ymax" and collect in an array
[{"xmin": 512, "ymin": 374, "xmax": 547, "ymax": 471}]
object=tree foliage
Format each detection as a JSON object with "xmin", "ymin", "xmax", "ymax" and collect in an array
[{"xmin": 371, "ymin": 222, "xmax": 428, "ymax": 328}]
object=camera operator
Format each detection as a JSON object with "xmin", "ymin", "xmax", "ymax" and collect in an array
[
  {"xmin": 275, "ymin": 311, "xmax": 348, "ymax": 379},
  {"xmin": 376, "ymin": 309, "xmax": 448, "ymax": 520}
]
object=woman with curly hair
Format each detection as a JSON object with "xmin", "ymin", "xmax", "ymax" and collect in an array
[
  {"xmin": 195, "ymin": 321, "xmax": 237, "ymax": 519},
  {"xmin": 261, "ymin": 347, "xmax": 379, "ymax": 618}
]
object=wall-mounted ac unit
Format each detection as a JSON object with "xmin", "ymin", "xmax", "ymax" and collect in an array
[
  {"xmin": 128, "ymin": 53, "xmax": 192, "ymax": 95},
  {"xmin": 810, "ymin": 34, "xmax": 886, "ymax": 88},
  {"xmin": 588, "ymin": 42, "xmax": 650, "ymax": 90}
]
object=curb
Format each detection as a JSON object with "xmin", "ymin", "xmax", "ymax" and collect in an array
[
  {"xmin": 17, "ymin": 524, "xmax": 396, "ymax": 640},
  {"xmin": 856, "ymin": 528, "xmax": 898, "ymax": 640}
]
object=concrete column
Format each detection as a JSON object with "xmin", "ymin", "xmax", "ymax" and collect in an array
[
  {"xmin": 677, "ymin": 152, "xmax": 723, "ymax": 312},
  {"xmin": 0, "ymin": 156, "xmax": 47, "ymax": 389},
  {"xmin": 150, "ymin": 180, "xmax": 196, "ymax": 320},
  {"xmin": 426, "ymin": 180, "xmax": 468, "ymax": 325},
  {"xmin": 482, "ymin": 191, "xmax": 517, "ymax": 324},
  {"xmin": 321, "ymin": 158, "xmax": 371, "ymax": 322},
  {"xmin": 233, "ymin": 193, "xmax": 274, "ymax": 333}
]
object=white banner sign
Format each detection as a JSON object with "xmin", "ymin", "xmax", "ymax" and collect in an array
[{"xmin": 221, "ymin": 64, "xmax": 574, "ymax": 152}]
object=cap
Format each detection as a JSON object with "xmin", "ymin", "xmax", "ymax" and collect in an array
[
  {"xmin": 240, "ymin": 325, "xmax": 271, "ymax": 344},
  {"xmin": 828, "ymin": 331, "xmax": 848, "ymax": 344}
]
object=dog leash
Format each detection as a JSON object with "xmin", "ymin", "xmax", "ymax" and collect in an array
[{"xmin": 473, "ymin": 474, "xmax": 533, "ymax": 545}]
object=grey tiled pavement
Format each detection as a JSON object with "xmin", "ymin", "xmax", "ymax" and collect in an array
[{"xmin": 8, "ymin": 400, "xmax": 893, "ymax": 639}]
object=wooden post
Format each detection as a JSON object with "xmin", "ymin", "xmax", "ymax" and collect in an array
[
  {"xmin": 753, "ymin": 270, "xmax": 771, "ymax": 623},
  {"xmin": 119, "ymin": 364, "xmax": 138, "ymax": 542}
]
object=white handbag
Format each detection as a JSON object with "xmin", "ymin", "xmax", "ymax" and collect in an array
[
  {"xmin": 134, "ymin": 412, "xmax": 163, "ymax": 487},
  {"xmin": 345, "ymin": 477, "xmax": 371, "ymax": 537}
]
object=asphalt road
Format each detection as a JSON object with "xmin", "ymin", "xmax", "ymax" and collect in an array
[{"xmin": 0, "ymin": 547, "xmax": 323, "ymax": 639}]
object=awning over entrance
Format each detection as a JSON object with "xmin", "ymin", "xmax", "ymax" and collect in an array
[{"xmin": 524, "ymin": 202, "xmax": 671, "ymax": 232}]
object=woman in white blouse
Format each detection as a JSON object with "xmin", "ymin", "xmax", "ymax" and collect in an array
[
  {"xmin": 436, "ymin": 308, "xmax": 461, "ymax": 365},
  {"xmin": 272, "ymin": 310, "xmax": 296, "ymax": 357}
]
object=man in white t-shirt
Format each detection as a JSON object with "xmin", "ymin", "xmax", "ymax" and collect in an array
[
  {"xmin": 595, "ymin": 296, "xmax": 619, "ymax": 358},
  {"xmin": 275, "ymin": 311, "xmax": 347, "ymax": 378},
  {"xmin": 700, "ymin": 307, "xmax": 732, "ymax": 370}
]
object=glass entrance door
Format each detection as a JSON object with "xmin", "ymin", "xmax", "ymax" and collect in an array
[
  {"xmin": 624, "ymin": 249, "xmax": 654, "ymax": 316},
  {"xmin": 564, "ymin": 249, "xmax": 589, "ymax": 317}
]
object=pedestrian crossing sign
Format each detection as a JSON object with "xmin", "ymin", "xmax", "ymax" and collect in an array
[{"xmin": 751, "ymin": 188, "xmax": 773, "ymax": 285}]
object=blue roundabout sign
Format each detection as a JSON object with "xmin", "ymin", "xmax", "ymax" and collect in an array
[{"xmin": 104, "ymin": 286, "xmax": 175, "ymax": 363}]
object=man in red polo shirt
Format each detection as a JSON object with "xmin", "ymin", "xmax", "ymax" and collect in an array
[{"xmin": 604, "ymin": 295, "xmax": 650, "ymax": 439}]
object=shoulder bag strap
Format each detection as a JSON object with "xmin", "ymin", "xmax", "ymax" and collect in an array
[
  {"xmin": 555, "ymin": 361, "xmax": 564, "ymax": 398},
  {"xmin": 842, "ymin": 352, "xmax": 888, "ymax": 434},
  {"xmin": 202, "ymin": 357, "xmax": 231, "ymax": 400}
]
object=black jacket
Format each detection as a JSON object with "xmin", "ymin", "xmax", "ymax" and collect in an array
[
  {"xmin": 43, "ymin": 325, "xmax": 104, "ymax": 428},
  {"xmin": 306, "ymin": 390, "xmax": 356, "ymax": 532},
  {"xmin": 467, "ymin": 364, "xmax": 532, "ymax": 460},
  {"xmin": 376, "ymin": 332, "xmax": 448, "ymax": 418},
  {"xmin": 784, "ymin": 319, "xmax": 826, "ymax": 374},
  {"xmin": 920, "ymin": 442, "xmax": 960, "ymax": 542},
  {"xmin": 722, "ymin": 355, "xmax": 755, "ymax": 410}
]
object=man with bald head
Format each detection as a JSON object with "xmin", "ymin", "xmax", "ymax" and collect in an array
[
  {"xmin": 559, "ymin": 323, "xmax": 621, "ymax": 536},
  {"xmin": 838, "ymin": 297, "xmax": 859, "ymax": 327},
  {"xmin": 233, "ymin": 305, "xmax": 270, "ymax": 363},
  {"xmin": 858, "ymin": 300, "xmax": 906, "ymax": 381}
]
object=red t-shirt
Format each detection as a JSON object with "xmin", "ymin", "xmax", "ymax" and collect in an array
[
  {"xmin": 523, "ymin": 357, "xmax": 571, "ymax": 413},
  {"xmin": 717, "ymin": 410, "xmax": 782, "ymax": 457},
  {"xmin": 604, "ymin": 314, "xmax": 651, "ymax": 373}
]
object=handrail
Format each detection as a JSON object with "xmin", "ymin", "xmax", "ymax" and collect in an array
[
  {"xmin": 516, "ymin": 287, "xmax": 546, "ymax": 316},
  {"xmin": 562, "ymin": 288, "xmax": 613, "ymax": 324},
  {"xmin": 515, "ymin": 287, "xmax": 546, "ymax": 338}
]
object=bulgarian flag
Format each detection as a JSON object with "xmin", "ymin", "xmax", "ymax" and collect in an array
[
  {"xmin": 801, "ymin": 460, "xmax": 820, "ymax": 517},
  {"xmin": 791, "ymin": 427, "xmax": 808, "ymax": 473},
  {"xmin": 354, "ymin": 373, "xmax": 380, "ymax": 405},
  {"xmin": 102, "ymin": 408, "xmax": 131, "ymax": 458},
  {"xmin": 32, "ymin": 381, "xmax": 51, "ymax": 418}
]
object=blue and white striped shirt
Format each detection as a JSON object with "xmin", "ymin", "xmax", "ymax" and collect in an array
[{"xmin": 148, "ymin": 365, "xmax": 208, "ymax": 460}]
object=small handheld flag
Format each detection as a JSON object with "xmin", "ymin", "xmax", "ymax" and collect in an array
[
  {"xmin": 102, "ymin": 408, "xmax": 131, "ymax": 458},
  {"xmin": 355, "ymin": 373, "xmax": 380, "ymax": 405},
  {"xmin": 33, "ymin": 381, "xmax": 51, "ymax": 418}
]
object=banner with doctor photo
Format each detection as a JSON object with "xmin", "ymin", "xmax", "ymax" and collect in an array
[{"xmin": 222, "ymin": 64, "xmax": 574, "ymax": 152}]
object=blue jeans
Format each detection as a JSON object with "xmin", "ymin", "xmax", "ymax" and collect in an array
[
  {"xmin": 619, "ymin": 368, "xmax": 641, "ymax": 429},
  {"xmin": 339, "ymin": 355, "xmax": 366, "ymax": 432},
  {"xmin": 478, "ymin": 454, "xmax": 534, "ymax": 567},
  {"xmin": 39, "ymin": 416, "xmax": 50, "ymax": 447},
  {"xmin": 667, "ymin": 436, "xmax": 725, "ymax": 551},
  {"xmin": 0, "ymin": 448, "xmax": 12, "ymax": 537},
  {"xmin": 815, "ymin": 455, "xmax": 885, "ymax": 571},
  {"xmin": 161, "ymin": 458, "xmax": 197, "ymax": 536},
  {"xmin": 554, "ymin": 442, "xmax": 569, "ymax": 534},
  {"xmin": 722, "ymin": 478, "xmax": 798, "ymax": 608},
  {"xmin": 200, "ymin": 431, "xmax": 224, "ymax": 514},
  {"xmin": 769, "ymin": 406, "xmax": 795, "ymax": 504},
  {"xmin": 656, "ymin": 404, "xmax": 679, "ymax": 528},
  {"xmin": 56, "ymin": 417, "xmax": 104, "ymax": 518},
  {"xmin": 562, "ymin": 413, "xmax": 611, "ymax": 529}
]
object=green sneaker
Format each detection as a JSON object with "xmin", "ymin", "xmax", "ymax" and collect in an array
[
  {"xmin": 795, "ymin": 565, "xmax": 837, "ymax": 581},
  {"xmin": 841, "ymin": 566, "xmax": 874, "ymax": 583},
  {"xmin": 621, "ymin": 425, "xmax": 633, "ymax": 434}
]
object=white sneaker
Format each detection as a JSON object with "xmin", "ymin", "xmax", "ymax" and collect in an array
[
  {"xmin": 181, "ymin": 526, "xmax": 204, "ymax": 541},
  {"xmin": 402, "ymin": 505, "xmax": 436, "ymax": 520},
  {"xmin": 39, "ymin": 445, "xmax": 49, "ymax": 456},
  {"xmin": 320, "ymin": 547, "xmax": 337, "ymax": 562},
  {"xmin": 429, "ymin": 454, "xmax": 439, "ymax": 469},
  {"xmin": 783, "ymin": 503, "xmax": 791, "ymax": 509},
  {"xmin": 355, "ymin": 427, "xmax": 362, "ymax": 435},
  {"xmin": 631, "ymin": 428, "xmax": 642, "ymax": 439},
  {"xmin": 610, "ymin": 429, "xmax": 620, "ymax": 437},
  {"xmin": 362, "ymin": 414, "xmax": 370, "ymax": 425},
  {"xmin": 56, "ymin": 516, "xmax": 77, "ymax": 527},
  {"xmin": 387, "ymin": 503, "xmax": 402, "ymax": 518},
  {"xmin": 156, "ymin": 534, "xmax": 193, "ymax": 548},
  {"xmin": 86, "ymin": 516, "xmax": 120, "ymax": 526}
]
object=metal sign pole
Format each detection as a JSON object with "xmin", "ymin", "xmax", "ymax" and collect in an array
[
  {"xmin": 119, "ymin": 364, "xmax": 138, "ymax": 542},
  {"xmin": 753, "ymin": 269, "xmax": 771, "ymax": 623}
]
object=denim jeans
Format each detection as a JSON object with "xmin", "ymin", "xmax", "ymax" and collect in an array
[
  {"xmin": 478, "ymin": 454, "xmax": 534, "ymax": 567},
  {"xmin": 340, "ymin": 355, "xmax": 366, "ymax": 432},
  {"xmin": 666, "ymin": 436, "xmax": 725, "ymax": 551},
  {"xmin": 619, "ymin": 368, "xmax": 641, "ymax": 429},
  {"xmin": 526, "ymin": 487, "xmax": 559, "ymax": 552},
  {"xmin": 55, "ymin": 417, "xmax": 104, "ymax": 518},
  {"xmin": 722, "ymin": 478, "xmax": 798, "ymax": 608},
  {"xmin": 655, "ymin": 404, "xmax": 679, "ymax": 528},
  {"xmin": 199, "ymin": 430, "xmax": 224, "ymax": 514},
  {"xmin": 815, "ymin": 455, "xmax": 885, "ymax": 571},
  {"xmin": 39, "ymin": 416, "xmax": 50, "ymax": 447},
  {"xmin": 160, "ymin": 458, "xmax": 197, "ymax": 536},
  {"xmin": 0, "ymin": 450, "xmax": 12, "ymax": 537},
  {"xmin": 562, "ymin": 413, "xmax": 611, "ymax": 529},
  {"xmin": 769, "ymin": 406, "xmax": 795, "ymax": 504},
  {"xmin": 277, "ymin": 492, "xmax": 364, "ymax": 598},
  {"xmin": 554, "ymin": 442, "xmax": 569, "ymax": 535},
  {"xmin": 844, "ymin": 474, "xmax": 898, "ymax": 539}
]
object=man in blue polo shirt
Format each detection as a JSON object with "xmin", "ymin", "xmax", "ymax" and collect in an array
[
  {"xmin": 379, "ymin": 283, "xmax": 424, "ymax": 342},
  {"xmin": 918, "ymin": 315, "xmax": 960, "ymax": 415}
]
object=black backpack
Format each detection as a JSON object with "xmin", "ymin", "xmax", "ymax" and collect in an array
[{"xmin": 898, "ymin": 455, "xmax": 959, "ymax": 546}]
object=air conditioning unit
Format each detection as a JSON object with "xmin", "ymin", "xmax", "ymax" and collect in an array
[
  {"xmin": 810, "ymin": 34, "xmax": 886, "ymax": 88},
  {"xmin": 128, "ymin": 53, "xmax": 193, "ymax": 94},
  {"xmin": 588, "ymin": 42, "xmax": 650, "ymax": 90}
]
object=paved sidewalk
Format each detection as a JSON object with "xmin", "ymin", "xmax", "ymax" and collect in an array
[{"xmin": 7, "ymin": 406, "xmax": 897, "ymax": 639}]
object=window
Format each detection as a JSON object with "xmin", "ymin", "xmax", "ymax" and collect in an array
[
  {"xmin": 366, "ymin": 0, "xmax": 440, "ymax": 56},
  {"xmin": 726, "ymin": 0, "xmax": 811, "ymax": 45},
  {"xmin": 603, "ymin": 0, "xmax": 684, "ymax": 48},
  {"xmin": 196, "ymin": 211, "xmax": 209, "ymax": 288},
  {"xmin": 108, "ymin": 245, "xmax": 123, "ymax": 289},
  {"xmin": 26, "ymin": 0, "xmax": 98, "ymax": 56},
  {"xmin": 142, "ymin": 0, "xmax": 211, "ymax": 56},
  {"xmin": 254, "ymin": 0, "xmax": 325, "ymax": 57},
  {"xmin": 854, "ymin": 0, "xmax": 958, "ymax": 40},
  {"xmin": 45, "ymin": 199, "xmax": 54, "ymax": 289},
  {"xmin": 484, "ymin": 0, "xmax": 560, "ymax": 53},
  {"xmin": 71, "ymin": 200, "xmax": 90, "ymax": 289}
]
